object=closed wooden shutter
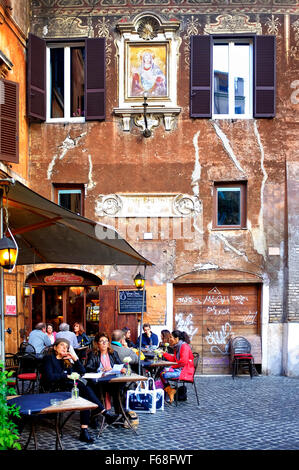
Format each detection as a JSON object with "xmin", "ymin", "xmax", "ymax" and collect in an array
[
  {"xmin": 85, "ymin": 38, "xmax": 105, "ymax": 120},
  {"xmin": 190, "ymin": 35, "xmax": 212, "ymax": 118},
  {"xmin": 254, "ymin": 35, "xmax": 276, "ymax": 118},
  {"xmin": 0, "ymin": 79, "xmax": 19, "ymax": 163},
  {"xmin": 27, "ymin": 33, "xmax": 46, "ymax": 121}
]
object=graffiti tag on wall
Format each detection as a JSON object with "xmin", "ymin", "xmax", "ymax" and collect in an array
[
  {"xmin": 205, "ymin": 322, "xmax": 234, "ymax": 355},
  {"xmin": 175, "ymin": 312, "xmax": 198, "ymax": 341}
]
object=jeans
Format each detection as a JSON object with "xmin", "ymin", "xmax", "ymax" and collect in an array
[{"xmin": 162, "ymin": 369, "xmax": 181, "ymax": 380}]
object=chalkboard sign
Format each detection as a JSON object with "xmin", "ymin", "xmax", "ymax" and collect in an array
[{"xmin": 118, "ymin": 290, "xmax": 147, "ymax": 314}]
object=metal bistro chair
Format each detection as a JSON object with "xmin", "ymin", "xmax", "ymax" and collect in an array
[
  {"xmin": 169, "ymin": 352, "xmax": 200, "ymax": 407},
  {"xmin": 231, "ymin": 336, "xmax": 254, "ymax": 379},
  {"xmin": 5, "ymin": 353, "xmax": 19, "ymax": 390},
  {"xmin": 16, "ymin": 351, "xmax": 40, "ymax": 394},
  {"xmin": 19, "ymin": 342, "xmax": 36, "ymax": 355}
]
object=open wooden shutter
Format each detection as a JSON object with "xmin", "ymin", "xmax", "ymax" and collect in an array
[
  {"xmin": 0, "ymin": 79, "xmax": 19, "ymax": 163},
  {"xmin": 190, "ymin": 35, "xmax": 212, "ymax": 118},
  {"xmin": 27, "ymin": 33, "xmax": 46, "ymax": 121},
  {"xmin": 85, "ymin": 38, "xmax": 105, "ymax": 120},
  {"xmin": 254, "ymin": 35, "xmax": 276, "ymax": 118}
]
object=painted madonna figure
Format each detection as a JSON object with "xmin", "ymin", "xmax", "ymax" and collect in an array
[{"xmin": 131, "ymin": 50, "xmax": 166, "ymax": 97}]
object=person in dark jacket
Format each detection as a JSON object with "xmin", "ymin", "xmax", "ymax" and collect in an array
[
  {"xmin": 73, "ymin": 322, "xmax": 91, "ymax": 347},
  {"xmin": 40, "ymin": 338, "xmax": 118, "ymax": 443},
  {"xmin": 136, "ymin": 323, "xmax": 159, "ymax": 349},
  {"xmin": 121, "ymin": 327, "xmax": 135, "ymax": 348},
  {"xmin": 86, "ymin": 332, "xmax": 126, "ymax": 418}
]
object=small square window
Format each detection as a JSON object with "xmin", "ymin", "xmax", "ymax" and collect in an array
[
  {"xmin": 213, "ymin": 40, "xmax": 252, "ymax": 119},
  {"xmin": 54, "ymin": 184, "xmax": 84, "ymax": 216},
  {"xmin": 213, "ymin": 183, "xmax": 247, "ymax": 229}
]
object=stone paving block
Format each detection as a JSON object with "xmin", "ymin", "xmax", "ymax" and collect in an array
[{"xmin": 15, "ymin": 376, "xmax": 299, "ymax": 451}]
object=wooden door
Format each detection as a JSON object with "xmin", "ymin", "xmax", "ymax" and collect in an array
[
  {"xmin": 98, "ymin": 286, "xmax": 138, "ymax": 344},
  {"xmin": 174, "ymin": 284, "xmax": 261, "ymax": 374}
]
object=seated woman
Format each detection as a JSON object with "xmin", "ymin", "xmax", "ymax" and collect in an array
[
  {"xmin": 85, "ymin": 332, "xmax": 126, "ymax": 420},
  {"xmin": 40, "ymin": 338, "xmax": 118, "ymax": 443},
  {"xmin": 159, "ymin": 329, "xmax": 174, "ymax": 354},
  {"xmin": 161, "ymin": 330, "xmax": 194, "ymax": 403},
  {"xmin": 73, "ymin": 322, "xmax": 91, "ymax": 347},
  {"xmin": 46, "ymin": 323, "xmax": 56, "ymax": 345}
]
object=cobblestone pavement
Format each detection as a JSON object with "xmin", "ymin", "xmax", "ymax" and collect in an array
[{"xmin": 15, "ymin": 376, "xmax": 299, "ymax": 451}]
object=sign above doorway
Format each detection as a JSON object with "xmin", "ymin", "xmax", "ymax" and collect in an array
[{"xmin": 44, "ymin": 272, "xmax": 84, "ymax": 284}]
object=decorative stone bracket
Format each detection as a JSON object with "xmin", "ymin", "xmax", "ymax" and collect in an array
[{"xmin": 114, "ymin": 106, "xmax": 181, "ymax": 132}]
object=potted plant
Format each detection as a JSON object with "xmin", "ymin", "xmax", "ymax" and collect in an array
[{"xmin": 0, "ymin": 362, "xmax": 21, "ymax": 450}]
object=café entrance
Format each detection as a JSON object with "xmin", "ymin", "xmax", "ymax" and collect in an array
[{"xmin": 25, "ymin": 268, "xmax": 102, "ymax": 336}]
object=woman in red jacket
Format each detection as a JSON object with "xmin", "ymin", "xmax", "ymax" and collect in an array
[{"xmin": 161, "ymin": 330, "xmax": 194, "ymax": 402}]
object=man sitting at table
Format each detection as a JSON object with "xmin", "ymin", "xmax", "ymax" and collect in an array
[
  {"xmin": 111, "ymin": 329, "xmax": 139, "ymax": 371},
  {"xmin": 136, "ymin": 323, "xmax": 159, "ymax": 349},
  {"xmin": 56, "ymin": 322, "xmax": 80, "ymax": 349},
  {"xmin": 28, "ymin": 322, "xmax": 52, "ymax": 358}
]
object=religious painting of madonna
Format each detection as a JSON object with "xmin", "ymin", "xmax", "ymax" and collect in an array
[{"xmin": 125, "ymin": 43, "xmax": 169, "ymax": 100}]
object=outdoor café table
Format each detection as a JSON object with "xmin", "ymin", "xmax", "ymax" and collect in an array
[
  {"xmin": 84, "ymin": 372, "xmax": 148, "ymax": 435},
  {"xmin": 141, "ymin": 349, "xmax": 155, "ymax": 359},
  {"xmin": 146, "ymin": 361, "xmax": 177, "ymax": 379},
  {"xmin": 7, "ymin": 392, "xmax": 98, "ymax": 450}
]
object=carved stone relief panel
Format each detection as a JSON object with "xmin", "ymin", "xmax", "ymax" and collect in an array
[{"xmin": 95, "ymin": 193, "xmax": 201, "ymax": 218}]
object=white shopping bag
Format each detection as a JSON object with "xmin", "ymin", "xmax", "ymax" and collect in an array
[{"xmin": 126, "ymin": 379, "xmax": 157, "ymax": 414}]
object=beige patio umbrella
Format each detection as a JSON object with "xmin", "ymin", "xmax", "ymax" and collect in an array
[{"xmin": 0, "ymin": 176, "xmax": 153, "ymax": 360}]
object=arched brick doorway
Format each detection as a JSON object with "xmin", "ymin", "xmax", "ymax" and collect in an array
[{"xmin": 25, "ymin": 268, "xmax": 102, "ymax": 336}]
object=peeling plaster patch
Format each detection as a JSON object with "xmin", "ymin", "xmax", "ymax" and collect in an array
[
  {"xmin": 86, "ymin": 154, "xmax": 96, "ymax": 192},
  {"xmin": 214, "ymin": 232, "xmax": 249, "ymax": 262},
  {"xmin": 212, "ymin": 121, "xmax": 246, "ymax": 174},
  {"xmin": 194, "ymin": 263, "xmax": 219, "ymax": 270},
  {"xmin": 47, "ymin": 132, "xmax": 87, "ymax": 180},
  {"xmin": 191, "ymin": 130, "xmax": 204, "ymax": 235},
  {"xmin": 191, "ymin": 130, "xmax": 201, "ymax": 197},
  {"xmin": 251, "ymin": 120, "xmax": 268, "ymax": 258}
]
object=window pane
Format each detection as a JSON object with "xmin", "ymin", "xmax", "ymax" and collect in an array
[
  {"xmin": 71, "ymin": 47, "xmax": 85, "ymax": 117},
  {"xmin": 50, "ymin": 48, "xmax": 64, "ymax": 118},
  {"xmin": 213, "ymin": 44, "xmax": 229, "ymax": 115},
  {"xmin": 217, "ymin": 188, "xmax": 241, "ymax": 226},
  {"xmin": 233, "ymin": 44, "xmax": 250, "ymax": 115},
  {"xmin": 58, "ymin": 190, "xmax": 82, "ymax": 215}
]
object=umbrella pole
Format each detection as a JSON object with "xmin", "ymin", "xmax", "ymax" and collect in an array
[{"xmin": 138, "ymin": 265, "xmax": 146, "ymax": 376}]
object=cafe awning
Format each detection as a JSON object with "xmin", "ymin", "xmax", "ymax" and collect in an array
[{"xmin": 1, "ymin": 177, "xmax": 153, "ymax": 267}]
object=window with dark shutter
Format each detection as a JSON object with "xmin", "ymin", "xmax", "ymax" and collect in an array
[
  {"xmin": 190, "ymin": 35, "xmax": 212, "ymax": 118},
  {"xmin": 27, "ymin": 33, "xmax": 46, "ymax": 121},
  {"xmin": 85, "ymin": 38, "xmax": 105, "ymax": 120},
  {"xmin": 254, "ymin": 35, "xmax": 276, "ymax": 118},
  {"xmin": 190, "ymin": 34, "xmax": 276, "ymax": 119},
  {"xmin": 0, "ymin": 78, "xmax": 19, "ymax": 163}
]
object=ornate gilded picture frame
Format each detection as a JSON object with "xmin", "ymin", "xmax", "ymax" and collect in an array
[{"xmin": 125, "ymin": 42, "xmax": 169, "ymax": 101}]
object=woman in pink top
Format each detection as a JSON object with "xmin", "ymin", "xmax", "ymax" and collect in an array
[{"xmin": 46, "ymin": 324, "xmax": 56, "ymax": 344}]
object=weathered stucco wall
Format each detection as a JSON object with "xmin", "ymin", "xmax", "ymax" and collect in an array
[
  {"xmin": 0, "ymin": 0, "xmax": 29, "ymax": 180},
  {"xmin": 27, "ymin": 1, "xmax": 299, "ymax": 374}
]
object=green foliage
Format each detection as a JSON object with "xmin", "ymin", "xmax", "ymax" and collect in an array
[{"xmin": 0, "ymin": 361, "xmax": 21, "ymax": 450}]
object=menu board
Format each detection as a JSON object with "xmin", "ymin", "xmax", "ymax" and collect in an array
[{"xmin": 118, "ymin": 290, "xmax": 147, "ymax": 314}]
